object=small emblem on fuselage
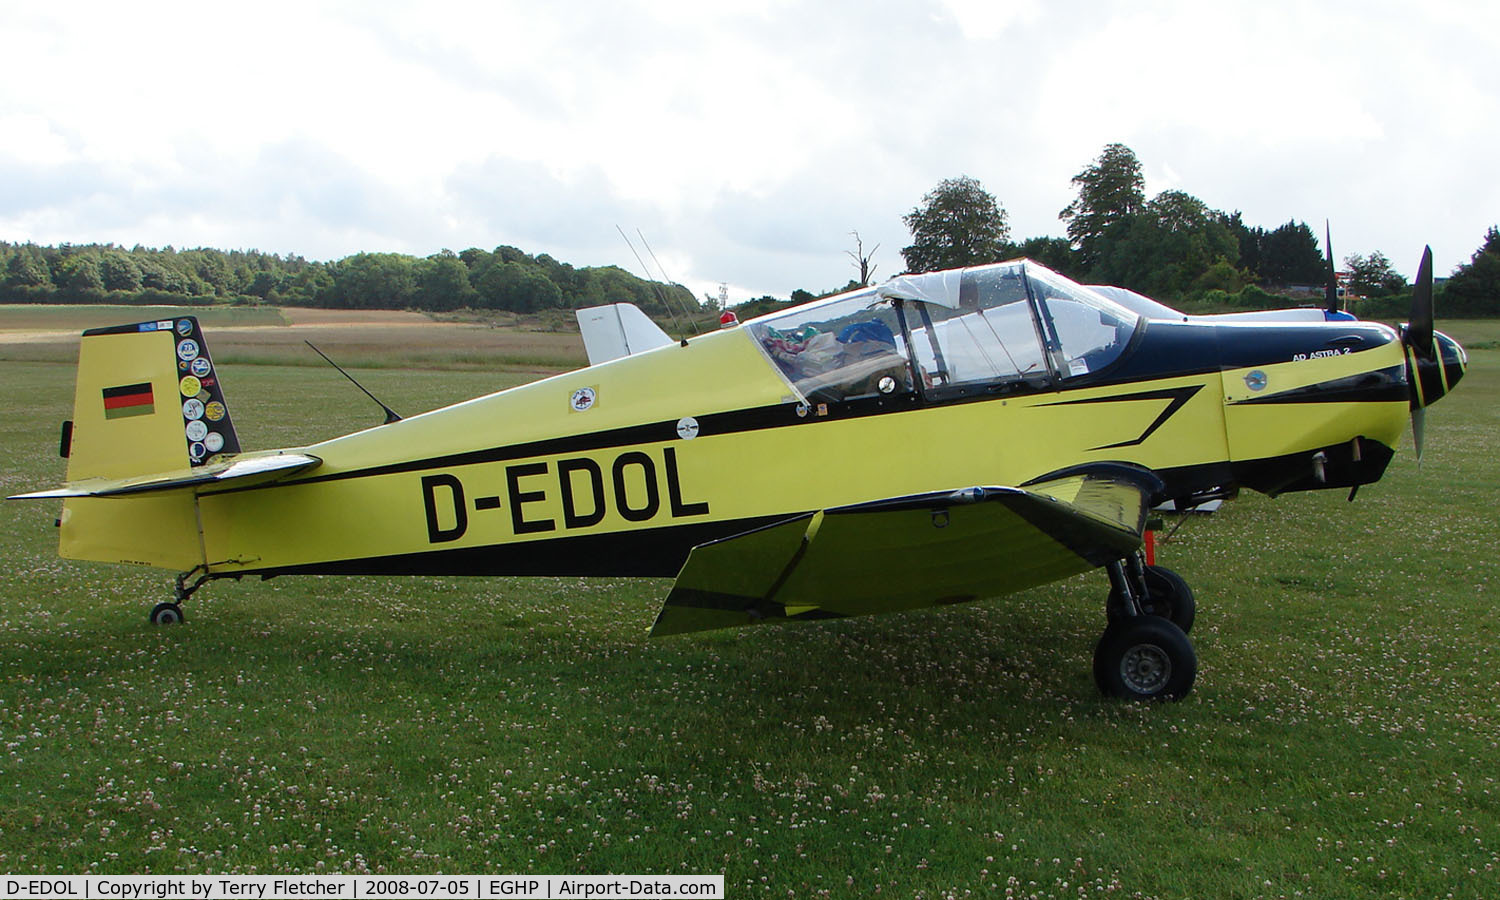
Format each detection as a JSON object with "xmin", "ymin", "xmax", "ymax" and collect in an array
[
  {"xmin": 676, "ymin": 417, "xmax": 700, "ymax": 440},
  {"xmin": 1244, "ymin": 370, "xmax": 1268, "ymax": 391},
  {"xmin": 570, "ymin": 387, "xmax": 597, "ymax": 411}
]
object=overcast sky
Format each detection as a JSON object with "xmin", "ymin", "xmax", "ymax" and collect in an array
[{"xmin": 1, "ymin": 0, "xmax": 1495, "ymax": 301}]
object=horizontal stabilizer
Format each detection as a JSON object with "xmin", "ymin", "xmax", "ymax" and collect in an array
[
  {"xmin": 575, "ymin": 303, "xmax": 673, "ymax": 365},
  {"xmin": 9, "ymin": 452, "xmax": 320, "ymax": 499},
  {"xmin": 652, "ymin": 467, "xmax": 1154, "ymax": 637}
]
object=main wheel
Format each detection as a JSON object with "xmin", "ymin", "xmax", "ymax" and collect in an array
[
  {"xmin": 149, "ymin": 602, "xmax": 184, "ymax": 625},
  {"xmin": 1140, "ymin": 565, "xmax": 1195, "ymax": 634},
  {"xmin": 1093, "ymin": 615, "xmax": 1196, "ymax": 701},
  {"xmin": 1107, "ymin": 565, "xmax": 1196, "ymax": 633}
]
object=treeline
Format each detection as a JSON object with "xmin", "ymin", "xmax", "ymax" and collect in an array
[
  {"xmin": 898, "ymin": 144, "xmax": 1500, "ymax": 316},
  {"xmin": 0, "ymin": 242, "xmax": 698, "ymax": 316}
]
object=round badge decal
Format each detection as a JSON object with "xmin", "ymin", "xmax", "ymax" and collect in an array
[
  {"xmin": 1244, "ymin": 370, "xmax": 1268, "ymax": 392},
  {"xmin": 676, "ymin": 417, "xmax": 700, "ymax": 440},
  {"xmin": 179, "ymin": 375, "xmax": 202, "ymax": 397},
  {"xmin": 570, "ymin": 387, "xmax": 597, "ymax": 411},
  {"xmin": 176, "ymin": 339, "xmax": 200, "ymax": 362},
  {"xmin": 190, "ymin": 357, "xmax": 212, "ymax": 377},
  {"xmin": 204, "ymin": 431, "xmax": 225, "ymax": 453},
  {"xmin": 176, "ymin": 319, "xmax": 194, "ymax": 336},
  {"xmin": 204, "ymin": 400, "xmax": 226, "ymax": 422},
  {"xmin": 182, "ymin": 398, "xmax": 205, "ymax": 420},
  {"xmin": 185, "ymin": 420, "xmax": 209, "ymax": 442}
]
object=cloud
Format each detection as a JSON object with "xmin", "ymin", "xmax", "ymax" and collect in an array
[{"xmin": 1, "ymin": 0, "xmax": 1496, "ymax": 292}]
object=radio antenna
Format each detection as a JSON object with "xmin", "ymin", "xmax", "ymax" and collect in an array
[
  {"xmin": 615, "ymin": 225, "xmax": 685, "ymax": 336},
  {"xmin": 304, "ymin": 341, "xmax": 402, "ymax": 425},
  {"xmin": 637, "ymin": 228, "xmax": 700, "ymax": 335}
]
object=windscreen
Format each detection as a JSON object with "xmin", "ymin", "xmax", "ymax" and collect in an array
[{"xmin": 1026, "ymin": 265, "xmax": 1139, "ymax": 379}]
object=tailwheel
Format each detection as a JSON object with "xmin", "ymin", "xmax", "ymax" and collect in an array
[
  {"xmin": 1093, "ymin": 615, "xmax": 1196, "ymax": 701},
  {"xmin": 149, "ymin": 602, "xmax": 185, "ymax": 626},
  {"xmin": 150, "ymin": 564, "xmax": 225, "ymax": 626}
]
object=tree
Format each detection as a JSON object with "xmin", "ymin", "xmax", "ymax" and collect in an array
[
  {"xmin": 1441, "ymin": 226, "xmax": 1500, "ymax": 315},
  {"xmin": 1092, "ymin": 189, "xmax": 1240, "ymax": 300},
  {"xmin": 99, "ymin": 251, "xmax": 143, "ymax": 292},
  {"xmin": 458, "ymin": 247, "xmax": 490, "ymax": 270},
  {"xmin": 901, "ymin": 176, "xmax": 1010, "ymax": 273},
  {"xmin": 180, "ymin": 249, "xmax": 233, "ymax": 296},
  {"xmin": 1218, "ymin": 211, "xmax": 1263, "ymax": 277},
  {"xmin": 845, "ymin": 231, "xmax": 879, "ymax": 286},
  {"xmin": 245, "ymin": 270, "xmax": 285, "ymax": 300},
  {"xmin": 0, "ymin": 239, "xmax": 695, "ymax": 314},
  {"xmin": 1344, "ymin": 251, "xmax": 1406, "ymax": 297},
  {"xmin": 1258, "ymin": 221, "xmax": 1326, "ymax": 286},
  {"xmin": 330, "ymin": 252, "xmax": 420, "ymax": 308},
  {"xmin": 56, "ymin": 254, "xmax": 104, "ymax": 292},
  {"xmin": 288, "ymin": 266, "xmax": 335, "ymax": 306},
  {"xmin": 1059, "ymin": 143, "xmax": 1145, "ymax": 270},
  {"xmin": 474, "ymin": 262, "xmax": 562, "ymax": 312},
  {"xmin": 1014, "ymin": 236, "xmax": 1079, "ymax": 278},
  {"xmin": 419, "ymin": 251, "xmax": 477, "ymax": 311},
  {"xmin": 4, "ymin": 245, "xmax": 51, "ymax": 287}
]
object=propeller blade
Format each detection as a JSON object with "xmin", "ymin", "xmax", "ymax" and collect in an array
[
  {"xmin": 1324, "ymin": 220, "xmax": 1340, "ymax": 314},
  {"xmin": 1405, "ymin": 246, "xmax": 1435, "ymax": 358},
  {"xmin": 1411, "ymin": 407, "xmax": 1426, "ymax": 463}
]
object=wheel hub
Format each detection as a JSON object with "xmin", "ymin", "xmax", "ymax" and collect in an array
[{"xmin": 1119, "ymin": 642, "xmax": 1172, "ymax": 694}]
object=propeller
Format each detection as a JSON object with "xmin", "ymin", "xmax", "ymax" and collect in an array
[
  {"xmin": 1402, "ymin": 246, "xmax": 1436, "ymax": 461},
  {"xmin": 1411, "ymin": 406, "xmax": 1426, "ymax": 463},
  {"xmin": 1406, "ymin": 246, "xmax": 1435, "ymax": 359}
]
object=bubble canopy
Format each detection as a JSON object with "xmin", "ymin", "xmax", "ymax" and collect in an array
[{"xmin": 746, "ymin": 260, "xmax": 1141, "ymax": 403}]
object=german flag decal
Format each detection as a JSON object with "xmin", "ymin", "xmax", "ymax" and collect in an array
[{"xmin": 102, "ymin": 382, "xmax": 155, "ymax": 419}]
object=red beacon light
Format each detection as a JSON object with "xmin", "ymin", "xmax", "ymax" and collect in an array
[{"xmin": 719, "ymin": 310, "xmax": 739, "ymax": 328}]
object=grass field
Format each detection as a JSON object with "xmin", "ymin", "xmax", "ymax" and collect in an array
[{"xmin": 1, "ymin": 317, "xmax": 1497, "ymax": 897}]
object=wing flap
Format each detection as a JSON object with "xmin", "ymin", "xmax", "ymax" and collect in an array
[
  {"xmin": 653, "ymin": 467, "xmax": 1155, "ymax": 637},
  {"xmin": 8, "ymin": 452, "xmax": 321, "ymax": 499}
]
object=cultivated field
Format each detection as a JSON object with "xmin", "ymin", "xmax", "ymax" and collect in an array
[
  {"xmin": 0, "ymin": 305, "xmax": 588, "ymax": 374},
  {"xmin": 0, "ymin": 311, "xmax": 1496, "ymax": 897}
]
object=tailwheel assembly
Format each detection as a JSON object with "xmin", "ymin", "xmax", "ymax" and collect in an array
[
  {"xmin": 148, "ymin": 565, "xmax": 230, "ymax": 626},
  {"xmin": 149, "ymin": 601, "xmax": 184, "ymax": 625}
]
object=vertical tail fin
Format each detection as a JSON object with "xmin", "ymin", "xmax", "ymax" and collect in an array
[
  {"xmin": 54, "ymin": 316, "xmax": 241, "ymax": 571},
  {"xmin": 66, "ymin": 316, "xmax": 241, "ymax": 481}
]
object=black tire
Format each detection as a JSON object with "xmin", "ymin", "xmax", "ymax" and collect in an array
[
  {"xmin": 1093, "ymin": 615, "xmax": 1196, "ymax": 701},
  {"xmin": 149, "ymin": 602, "xmax": 184, "ymax": 626},
  {"xmin": 1140, "ymin": 565, "xmax": 1196, "ymax": 634}
]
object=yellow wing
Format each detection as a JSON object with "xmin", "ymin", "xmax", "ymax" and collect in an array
[{"xmin": 651, "ymin": 464, "xmax": 1158, "ymax": 636}]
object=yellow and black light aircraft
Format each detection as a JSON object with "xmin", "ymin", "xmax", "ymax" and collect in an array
[{"xmin": 10, "ymin": 253, "xmax": 1466, "ymax": 701}]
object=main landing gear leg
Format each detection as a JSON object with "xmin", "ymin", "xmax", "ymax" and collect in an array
[
  {"xmin": 1093, "ymin": 555, "xmax": 1198, "ymax": 701},
  {"xmin": 149, "ymin": 566, "xmax": 220, "ymax": 626}
]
